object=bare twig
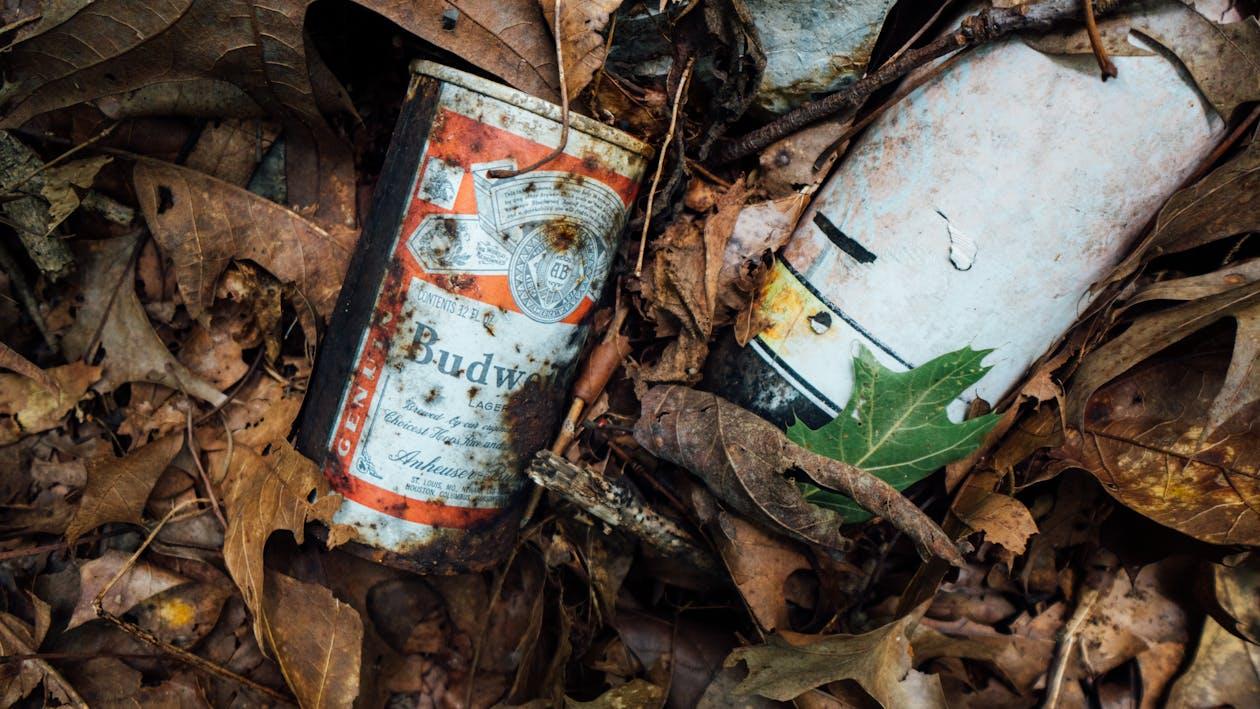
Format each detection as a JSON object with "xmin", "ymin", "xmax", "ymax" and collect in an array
[
  {"xmin": 1043, "ymin": 571, "xmax": 1113, "ymax": 708},
  {"xmin": 1083, "ymin": 0, "xmax": 1118, "ymax": 78},
  {"xmin": 715, "ymin": 0, "xmax": 1138, "ymax": 163},
  {"xmin": 634, "ymin": 57, "xmax": 696, "ymax": 277},
  {"xmin": 487, "ymin": 0, "xmax": 569, "ymax": 179},
  {"xmin": 93, "ymin": 498, "xmax": 292, "ymax": 704}
]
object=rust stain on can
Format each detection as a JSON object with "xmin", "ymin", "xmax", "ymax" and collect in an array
[{"xmin": 309, "ymin": 61, "xmax": 650, "ymax": 573}]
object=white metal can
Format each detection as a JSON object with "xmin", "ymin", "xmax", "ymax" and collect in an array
[
  {"xmin": 713, "ymin": 2, "xmax": 1230, "ymax": 426},
  {"xmin": 298, "ymin": 61, "xmax": 650, "ymax": 572}
]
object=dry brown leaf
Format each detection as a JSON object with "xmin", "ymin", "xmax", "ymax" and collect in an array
[
  {"xmin": 952, "ymin": 472, "xmax": 1037, "ymax": 556},
  {"xmin": 635, "ymin": 385, "xmax": 964, "ymax": 564},
  {"xmin": 1113, "ymin": 138, "xmax": 1260, "ymax": 291},
  {"xmin": 726, "ymin": 603, "xmax": 946, "ymax": 707},
  {"xmin": 1026, "ymin": 1, "xmax": 1260, "ymax": 119},
  {"xmin": 0, "ymin": 0, "xmax": 357, "ymax": 229},
  {"xmin": 1167, "ymin": 615, "xmax": 1260, "ymax": 706},
  {"xmin": 360, "ymin": 0, "xmax": 559, "ymax": 101},
  {"xmin": 1065, "ymin": 280, "xmax": 1260, "ymax": 427},
  {"xmin": 63, "ymin": 433, "xmax": 183, "ymax": 543},
  {"xmin": 178, "ymin": 321, "xmax": 249, "ymax": 391},
  {"xmin": 67, "ymin": 549, "xmax": 190, "ymax": 630},
  {"xmin": 639, "ymin": 179, "xmax": 753, "ymax": 384},
  {"xmin": 40, "ymin": 155, "xmax": 111, "ymax": 228},
  {"xmin": 713, "ymin": 512, "xmax": 810, "ymax": 632},
  {"xmin": 539, "ymin": 0, "xmax": 623, "ymax": 98},
  {"xmin": 131, "ymin": 580, "xmax": 233, "ymax": 648},
  {"xmin": 262, "ymin": 570, "xmax": 362, "ymax": 709},
  {"xmin": 62, "ymin": 232, "xmax": 226, "ymax": 405},
  {"xmin": 0, "ymin": 339, "xmax": 53, "ymax": 390},
  {"xmin": 221, "ymin": 440, "xmax": 344, "ymax": 647},
  {"xmin": 1074, "ymin": 560, "xmax": 1189, "ymax": 683},
  {"xmin": 185, "ymin": 118, "xmax": 280, "ymax": 186},
  {"xmin": 0, "ymin": 611, "xmax": 86, "ymax": 707},
  {"xmin": 0, "ymin": 360, "xmax": 99, "ymax": 445},
  {"xmin": 134, "ymin": 160, "xmax": 354, "ymax": 323},
  {"xmin": 1062, "ymin": 352, "xmax": 1260, "ymax": 545}
]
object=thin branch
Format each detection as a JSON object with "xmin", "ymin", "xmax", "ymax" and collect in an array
[
  {"xmin": 634, "ymin": 56, "xmax": 696, "ymax": 277},
  {"xmin": 93, "ymin": 499, "xmax": 292, "ymax": 704}
]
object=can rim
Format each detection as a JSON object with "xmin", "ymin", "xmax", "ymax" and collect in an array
[{"xmin": 411, "ymin": 60, "xmax": 653, "ymax": 158}]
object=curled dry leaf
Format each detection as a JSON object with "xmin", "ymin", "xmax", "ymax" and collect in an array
[
  {"xmin": 0, "ymin": 361, "xmax": 100, "ymax": 445},
  {"xmin": 1065, "ymin": 280, "xmax": 1260, "ymax": 428},
  {"xmin": 540, "ymin": 0, "xmax": 624, "ymax": 99},
  {"xmin": 134, "ymin": 160, "xmax": 355, "ymax": 323},
  {"xmin": 66, "ymin": 549, "xmax": 190, "ymax": 630},
  {"xmin": 262, "ymin": 570, "xmax": 363, "ymax": 709},
  {"xmin": 634, "ymin": 385, "xmax": 964, "ymax": 565},
  {"xmin": 221, "ymin": 440, "xmax": 345, "ymax": 647},
  {"xmin": 952, "ymin": 471, "xmax": 1037, "ymax": 556},
  {"xmin": 1061, "ymin": 352, "xmax": 1260, "ymax": 545},
  {"xmin": 727, "ymin": 603, "xmax": 945, "ymax": 707},
  {"xmin": 1208, "ymin": 552, "xmax": 1260, "ymax": 644},
  {"xmin": 64, "ymin": 433, "xmax": 183, "ymax": 544},
  {"xmin": 62, "ymin": 232, "xmax": 226, "ymax": 405}
]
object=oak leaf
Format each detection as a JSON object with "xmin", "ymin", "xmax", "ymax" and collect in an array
[
  {"xmin": 262, "ymin": 571, "xmax": 363, "ymax": 709},
  {"xmin": 61, "ymin": 232, "xmax": 226, "ymax": 405},
  {"xmin": 788, "ymin": 346, "xmax": 1000, "ymax": 522},
  {"xmin": 1168, "ymin": 616, "xmax": 1260, "ymax": 706},
  {"xmin": 726, "ymin": 603, "xmax": 945, "ymax": 707},
  {"xmin": 64, "ymin": 433, "xmax": 184, "ymax": 544},
  {"xmin": 221, "ymin": 440, "xmax": 345, "ymax": 647},
  {"xmin": 134, "ymin": 160, "xmax": 355, "ymax": 323}
]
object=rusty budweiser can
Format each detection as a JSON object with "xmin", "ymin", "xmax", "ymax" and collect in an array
[
  {"xmin": 708, "ymin": 1, "xmax": 1233, "ymax": 427},
  {"xmin": 297, "ymin": 61, "xmax": 651, "ymax": 572}
]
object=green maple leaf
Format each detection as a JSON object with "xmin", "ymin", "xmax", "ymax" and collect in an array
[{"xmin": 787, "ymin": 345, "xmax": 1001, "ymax": 522}]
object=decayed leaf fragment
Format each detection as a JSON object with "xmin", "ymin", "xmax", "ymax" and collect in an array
[
  {"xmin": 221, "ymin": 440, "xmax": 345, "ymax": 646},
  {"xmin": 61, "ymin": 232, "xmax": 226, "ymax": 405},
  {"xmin": 634, "ymin": 385, "xmax": 964, "ymax": 564},
  {"xmin": 0, "ymin": 361, "xmax": 100, "ymax": 445},
  {"xmin": 262, "ymin": 570, "xmax": 363, "ymax": 709},
  {"xmin": 1061, "ymin": 353, "xmax": 1260, "ymax": 545},
  {"xmin": 726, "ymin": 603, "xmax": 945, "ymax": 707},
  {"xmin": 64, "ymin": 433, "xmax": 184, "ymax": 543},
  {"xmin": 952, "ymin": 471, "xmax": 1037, "ymax": 556},
  {"xmin": 539, "ymin": 0, "xmax": 623, "ymax": 99},
  {"xmin": 134, "ymin": 160, "xmax": 354, "ymax": 322}
]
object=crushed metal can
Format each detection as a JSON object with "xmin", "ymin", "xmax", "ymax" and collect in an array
[
  {"xmin": 297, "ymin": 61, "xmax": 651, "ymax": 573},
  {"xmin": 709, "ymin": 1, "xmax": 1233, "ymax": 427}
]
